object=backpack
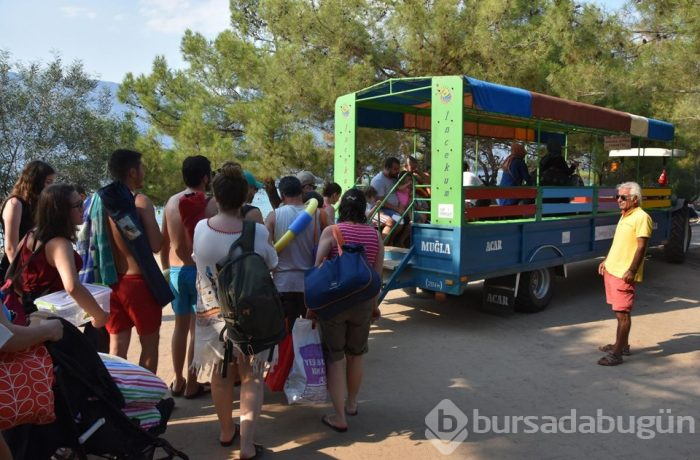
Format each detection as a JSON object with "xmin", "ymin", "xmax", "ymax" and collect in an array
[
  {"xmin": 215, "ymin": 221, "xmax": 285, "ymax": 366},
  {"xmin": 304, "ymin": 225, "xmax": 381, "ymax": 320}
]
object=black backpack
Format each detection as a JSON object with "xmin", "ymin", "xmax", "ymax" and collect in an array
[{"xmin": 215, "ymin": 221, "xmax": 285, "ymax": 373}]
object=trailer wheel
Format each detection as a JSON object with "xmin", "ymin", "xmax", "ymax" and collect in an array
[
  {"xmin": 515, "ymin": 268, "xmax": 553, "ymax": 313},
  {"xmin": 664, "ymin": 205, "xmax": 691, "ymax": 264}
]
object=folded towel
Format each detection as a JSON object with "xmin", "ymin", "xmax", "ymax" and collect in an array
[{"xmin": 78, "ymin": 193, "xmax": 117, "ymax": 285}]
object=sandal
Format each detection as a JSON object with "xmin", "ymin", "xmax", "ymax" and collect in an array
[
  {"xmin": 321, "ymin": 415, "xmax": 348, "ymax": 433},
  {"xmin": 184, "ymin": 382, "xmax": 211, "ymax": 399},
  {"xmin": 598, "ymin": 344, "xmax": 631, "ymax": 356},
  {"xmin": 169, "ymin": 380, "xmax": 185, "ymax": 397},
  {"xmin": 220, "ymin": 423, "xmax": 240, "ymax": 447},
  {"xmin": 597, "ymin": 353, "xmax": 623, "ymax": 366},
  {"xmin": 237, "ymin": 444, "xmax": 264, "ymax": 459}
]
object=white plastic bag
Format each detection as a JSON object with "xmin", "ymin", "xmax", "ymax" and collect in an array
[{"xmin": 284, "ymin": 318, "xmax": 327, "ymax": 404}]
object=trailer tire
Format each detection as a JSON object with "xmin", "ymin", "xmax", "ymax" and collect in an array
[
  {"xmin": 515, "ymin": 268, "xmax": 553, "ymax": 313},
  {"xmin": 664, "ymin": 205, "xmax": 691, "ymax": 264}
]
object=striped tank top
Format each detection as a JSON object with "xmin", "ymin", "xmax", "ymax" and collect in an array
[{"xmin": 329, "ymin": 222, "xmax": 380, "ymax": 266}]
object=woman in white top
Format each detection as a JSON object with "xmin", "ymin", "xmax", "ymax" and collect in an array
[{"xmin": 192, "ymin": 162, "xmax": 277, "ymax": 458}]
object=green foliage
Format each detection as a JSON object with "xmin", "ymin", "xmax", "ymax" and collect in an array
[
  {"xmin": 0, "ymin": 51, "xmax": 138, "ymax": 195},
  {"xmin": 120, "ymin": 0, "xmax": 700, "ymax": 193}
]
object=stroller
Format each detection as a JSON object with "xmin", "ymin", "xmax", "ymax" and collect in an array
[{"xmin": 3, "ymin": 318, "xmax": 188, "ymax": 460}]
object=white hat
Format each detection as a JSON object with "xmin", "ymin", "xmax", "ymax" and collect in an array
[{"xmin": 296, "ymin": 171, "xmax": 319, "ymax": 188}]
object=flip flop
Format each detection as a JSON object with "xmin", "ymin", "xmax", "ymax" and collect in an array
[
  {"xmin": 169, "ymin": 381, "xmax": 185, "ymax": 397},
  {"xmin": 220, "ymin": 423, "xmax": 240, "ymax": 447},
  {"xmin": 184, "ymin": 382, "xmax": 211, "ymax": 399},
  {"xmin": 344, "ymin": 406, "xmax": 358, "ymax": 417},
  {"xmin": 322, "ymin": 415, "xmax": 348, "ymax": 433},
  {"xmin": 237, "ymin": 444, "xmax": 264, "ymax": 460}
]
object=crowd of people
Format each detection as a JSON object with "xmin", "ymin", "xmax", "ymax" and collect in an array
[
  {"xmin": 1, "ymin": 144, "xmax": 620, "ymax": 458},
  {"xmin": 0, "ymin": 150, "xmax": 385, "ymax": 459}
]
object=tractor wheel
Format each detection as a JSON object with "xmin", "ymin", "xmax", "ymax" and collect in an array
[{"xmin": 514, "ymin": 268, "xmax": 554, "ymax": 313}]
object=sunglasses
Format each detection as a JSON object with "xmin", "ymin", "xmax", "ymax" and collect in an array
[
  {"xmin": 615, "ymin": 194, "xmax": 634, "ymax": 201},
  {"xmin": 70, "ymin": 200, "xmax": 84, "ymax": 209}
]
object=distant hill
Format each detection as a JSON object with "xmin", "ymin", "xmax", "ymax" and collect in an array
[
  {"xmin": 97, "ymin": 79, "xmax": 172, "ymax": 146},
  {"xmin": 97, "ymin": 80, "xmax": 148, "ymax": 131}
]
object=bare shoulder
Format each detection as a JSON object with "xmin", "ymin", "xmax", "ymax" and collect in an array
[
  {"xmin": 4, "ymin": 197, "xmax": 22, "ymax": 211},
  {"xmin": 135, "ymin": 193, "xmax": 155, "ymax": 209},
  {"xmin": 163, "ymin": 192, "xmax": 185, "ymax": 214},
  {"xmin": 44, "ymin": 236, "xmax": 72, "ymax": 253}
]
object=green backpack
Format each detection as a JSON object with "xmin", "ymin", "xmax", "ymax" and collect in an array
[{"xmin": 215, "ymin": 221, "xmax": 285, "ymax": 372}]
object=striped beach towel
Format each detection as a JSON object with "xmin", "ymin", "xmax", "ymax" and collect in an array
[{"xmin": 99, "ymin": 353, "xmax": 167, "ymax": 429}]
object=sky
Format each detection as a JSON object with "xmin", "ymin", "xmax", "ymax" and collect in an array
[
  {"xmin": 0, "ymin": 0, "xmax": 230, "ymax": 83},
  {"xmin": 0, "ymin": 0, "xmax": 627, "ymax": 85}
]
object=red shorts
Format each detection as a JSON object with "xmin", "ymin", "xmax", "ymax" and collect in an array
[
  {"xmin": 604, "ymin": 271, "xmax": 636, "ymax": 313},
  {"xmin": 106, "ymin": 274, "xmax": 162, "ymax": 335}
]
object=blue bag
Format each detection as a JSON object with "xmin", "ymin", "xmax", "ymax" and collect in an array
[{"xmin": 304, "ymin": 226, "xmax": 381, "ymax": 320}]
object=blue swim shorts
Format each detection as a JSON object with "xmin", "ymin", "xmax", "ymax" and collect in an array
[{"xmin": 169, "ymin": 266, "xmax": 197, "ymax": 316}]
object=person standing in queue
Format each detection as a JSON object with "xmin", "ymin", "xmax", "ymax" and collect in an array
[{"xmin": 161, "ymin": 155, "xmax": 215, "ymax": 398}]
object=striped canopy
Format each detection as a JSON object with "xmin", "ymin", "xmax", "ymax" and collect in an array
[{"xmin": 354, "ymin": 76, "xmax": 674, "ymax": 142}]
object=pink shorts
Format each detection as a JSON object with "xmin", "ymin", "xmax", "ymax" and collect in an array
[{"xmin": 604, "ymin": 271, "xmax": 636, "ymax": 312}]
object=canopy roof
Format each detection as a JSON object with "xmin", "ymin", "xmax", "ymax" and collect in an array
[{"xmin": 352, "ymin": 76, "xmax": 674, "ymax": 142}]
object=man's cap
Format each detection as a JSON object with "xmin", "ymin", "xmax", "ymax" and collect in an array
[
  {"xmin": 296, "ymin": 170, "xmax": 319, "ymax": 188},
  {"xmin": 278, "ymin": 176, "xmax": 303, "ymax": 197},
  {"xmin": 243, "ymin": 170, "xmax": 263, "ymax": 190}
]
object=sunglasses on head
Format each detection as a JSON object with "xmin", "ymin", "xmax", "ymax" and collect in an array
[{"xmin": 615, "ymin": 194, "xmax": 633, "ymax": 201}]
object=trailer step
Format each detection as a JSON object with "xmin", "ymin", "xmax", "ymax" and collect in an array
[
  {"xmin": 385, "ymin": 246, "xmax": 411, "ymax": 254},
  {"xmin": 383, "ymin": 259, "xmax": 401, "ymax": 271}
]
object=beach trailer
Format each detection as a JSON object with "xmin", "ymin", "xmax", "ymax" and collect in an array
[{"xmin": 333, "ymin": 76, "xmax": 690, "ymax": 312}]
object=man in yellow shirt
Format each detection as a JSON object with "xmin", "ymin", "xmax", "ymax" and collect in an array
[{"xmin": 597, "ymin": 182, "xmax": 652, "ymax": 366}]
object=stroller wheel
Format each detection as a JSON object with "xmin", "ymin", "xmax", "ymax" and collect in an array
[{"xmin": 50, "ymin": 448, "xmax": 76, "ymax": 460}]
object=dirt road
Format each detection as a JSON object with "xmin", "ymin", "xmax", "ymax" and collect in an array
[{"xmin": 131, "ymin": 231, "xmax": 700, "ymax": 459}]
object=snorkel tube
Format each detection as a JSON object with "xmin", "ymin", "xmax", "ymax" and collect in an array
[{"xmin": 274, "ymin": 198, "xmax": 319, "ymax": 252}]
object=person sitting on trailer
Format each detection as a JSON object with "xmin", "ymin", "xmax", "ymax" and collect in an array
[
  {"xmin": 405, "ymin": 156, "xmax": 430, "ymax": 223},
  {"xmin": 404, "ymin": 156, "xmax": 431, "ymax": 197},
  {"xmin": 498, "ymin": 143, "xmax": 533, "ymax": 206},
  {"xmin": 539, "ymin": 139, "xmax": 579, "ymax": 186},
  {"xmin": 463, "ymin": 162, "xmax": 483, "ymax": 208},
  {"xmin": 370, "ymin": 157, "xmax": 404, "ymax": 245}
]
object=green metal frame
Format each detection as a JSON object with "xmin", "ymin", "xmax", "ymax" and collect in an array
[
  {"xmin": 334, "ymin": 93, "xmax": 357, "ymax": 192},
  {"xmin": 430, "ymin": 76, "xmax": 464, "ymax": 226},
  {"xmin": 335, "ymin": 76, "xmax": 678, "ymax": 227}
]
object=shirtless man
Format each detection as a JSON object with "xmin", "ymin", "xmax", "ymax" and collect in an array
[
  {"xmin": 160, "ymin": 155, "xmax": 216, "ymax": 398},
  {"xmin": 104, "ymin": 149, "xmax": 164, "ymax": 373}
]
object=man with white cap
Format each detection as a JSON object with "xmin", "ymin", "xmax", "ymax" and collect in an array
[
  {"xmin": 263, "ymin": 170, "xmax": 321, "ymax": 210},
  {"xmin": 297, "ymin": 170, "xmax": 319, "ymax": 194}
]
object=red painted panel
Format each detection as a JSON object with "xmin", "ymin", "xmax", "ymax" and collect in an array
[
  {"xmin": 466, "ymin": 204, "xmax": 537, "ymax": 220},
  {"xmin": 531, "ymin": 92, "xmax": 631, "ymax": 133},
  {"xmin": 464, "ymin": 188, "xmax": 538, "ymax": 200}
]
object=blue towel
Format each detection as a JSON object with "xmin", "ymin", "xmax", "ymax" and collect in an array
[{"xmin": 98, "ymin": 182, "xmax": 173, "ymax": 307}]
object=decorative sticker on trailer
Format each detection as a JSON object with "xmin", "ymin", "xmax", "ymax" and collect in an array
[
  {"xmin": 562, "ymin": 231, "xmax": 571, "ymax": 244},
  {"xmin": 438, "ymin": 204, "xmax": 454, "ymax": 219},
  {"xmin": 595, "ymin": 225, "xmax": 616, "ymax": 241}
]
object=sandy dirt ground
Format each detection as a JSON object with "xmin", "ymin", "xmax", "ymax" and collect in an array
[{"xmin": 129, "ymin": 228, "xmax": 700, "ymax": 460}]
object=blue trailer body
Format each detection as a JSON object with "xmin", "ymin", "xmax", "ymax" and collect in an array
[{"xmin": 382, "ymin": 205, "xmax": 676, "ymax": 302}]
